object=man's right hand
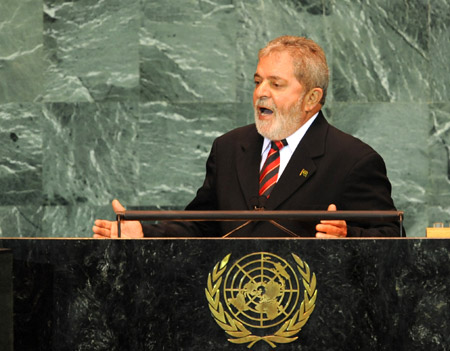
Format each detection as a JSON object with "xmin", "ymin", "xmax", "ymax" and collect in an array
[{"xmin": 92, "ymin": 199, "xmax": 144, "ymax": 239}]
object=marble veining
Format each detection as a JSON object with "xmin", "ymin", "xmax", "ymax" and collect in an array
[
  {"xmin": 0, "ymin": 238, "xmax": 449, "ymax": 350},
  {"xmin": 41, "ymin": 0, "xmax": 140, "ymax": 103},
  {"xmin": 1, "ymin": 1, "xmax": 450, "ymax": 237}
]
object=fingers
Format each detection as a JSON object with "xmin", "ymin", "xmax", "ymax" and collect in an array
[
  {"xmin": 92, "ymin": 200, "xmax": 125, "ymax": 239},
  {"xmin": 327, "ymin": 203, "xmax": 337, "ymax": 212},
  {"xmin": 112, "ymin": 199, "xmax": 126, "ymax": 213},
  {"xmin": 94, "ymin": 219, "xmax": 112, "ymax": 230},
  {"xmin": 92, "ymin": 223, "xmax": 111, "ymax": 238},
  {"xmin": 316, "ymin": 223, "xmax": 346, "ymax": 237},
  {"xmin": 93, "ymin": 225, "xmax": 109, "ymax": 237},
  {"xmin": 315, "ymin": 203, "xmax": 348, "ymax": 238},
  {"xmin": 92, "ymin": 219, "xmax": 115, "ymax": 238},
  {"xmin": 318, "ymin": 220, "xmax": 347, "ymax": 229},
  {"xmin": 316, "ymin": 232, "xmax": 344, "ymax": 239}
]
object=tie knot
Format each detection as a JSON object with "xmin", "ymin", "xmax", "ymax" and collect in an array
[{"xmin": 271, "ymin": 139, "xmax": 287, "ymax": 151}]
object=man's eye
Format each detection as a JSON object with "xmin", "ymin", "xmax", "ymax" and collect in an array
[{"xmin": 254, "ymin": 80, "xmax": 261, "ymax": 86}]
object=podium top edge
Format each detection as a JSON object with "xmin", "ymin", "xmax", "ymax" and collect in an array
[
  {"xmin": 117, "ymin": 210, "xmax": 404, "ymax": 222},
  {"xmin": 2, "ymin": 237, "xmax": 443, "ymax": 241}
]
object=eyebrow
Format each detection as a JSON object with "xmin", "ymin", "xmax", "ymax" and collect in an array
[{"xmin": 253, "ymin": 73, "xmax": 287, "ymax": 82}]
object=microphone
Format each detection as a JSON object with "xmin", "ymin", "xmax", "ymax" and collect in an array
[
  {"xmin": 223, "ymin": 196, "xmax": 266, "ymax": 237},
  {"xmin": 250, "ymin": 195, "xmax": 268, "ymax": 210},
  {"xmin": 224, "ymin": 195, "xmax": 299, "ymax": 237}
]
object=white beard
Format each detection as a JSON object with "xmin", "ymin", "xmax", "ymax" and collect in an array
[{"xmin": 254, "ymin": 97, "xmax": 304, "ymax": 140}]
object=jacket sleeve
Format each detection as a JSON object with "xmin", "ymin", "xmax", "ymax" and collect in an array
[{"xmin": 341, "ymin": 151, "xmax": 403, "ymax": 237}]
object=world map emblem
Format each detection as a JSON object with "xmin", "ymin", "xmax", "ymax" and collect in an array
[{"xmin": 205, "ymin": 252, "xmax": 317, "ymax": 348}]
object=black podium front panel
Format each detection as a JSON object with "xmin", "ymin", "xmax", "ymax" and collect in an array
[
  {"xmin": 0, "ymin": 248, "xmax": 13, "ymax": 351},
  {"xmin": 0, "ymin": 238, "xmax": 449, "ymax": 351}
]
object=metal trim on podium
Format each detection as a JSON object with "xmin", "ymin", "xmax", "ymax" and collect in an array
[{"xmin": 116, "ymin": 210, "xmax": 404, "ymax": 237}]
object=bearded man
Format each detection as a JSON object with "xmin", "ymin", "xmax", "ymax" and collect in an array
[{"xmin": 93, "ymin": 36, "xmax": 401, "ymax": 239}]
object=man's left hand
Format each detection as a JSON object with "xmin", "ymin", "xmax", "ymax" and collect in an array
[{"xmin": 315, "ymin": 204, "xmax": 347, "ymax": 238}]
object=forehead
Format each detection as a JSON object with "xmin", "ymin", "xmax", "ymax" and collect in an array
[{"xmin": 255, "ymin": 51, "xmax": 296, "ymax": 79}]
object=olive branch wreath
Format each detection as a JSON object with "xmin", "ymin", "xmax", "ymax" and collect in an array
[{"xmin": 205, "ymin": 253, "xmax": 317, "ymax": 348}]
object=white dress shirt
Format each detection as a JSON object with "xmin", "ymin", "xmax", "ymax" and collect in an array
[{"xmin": 260, "ymin": 112, "xmax": 319, "ymax": 179}]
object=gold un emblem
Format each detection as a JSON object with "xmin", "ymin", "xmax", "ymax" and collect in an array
[{"xmin": 205, "ymin": 252, "xmax": 317, "ymax": 348}]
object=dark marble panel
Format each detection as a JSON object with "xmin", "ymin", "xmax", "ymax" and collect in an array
[
  {"xmin": 136, "ymin": 102, "xmax": 245, "ymax": 208},
  {"xmin": 0, "ymin": 206, "xmax": 43, "ymax": 238},
  {"xmin": 0, "ymin": 238, "xmax": 449, "ymax": 350},
  {"xmin": 235, "ymin": 0, "xmax": 328, "ymax": 103},
  {"xmin": 0, "ymin": 0, "xmax": 43, "ymax": 103},
  {"xmin": 428, "ymin": 103, "xmax": 450, "ymax": 226},
  {"xmin": 140, "ymin": 0, "xmax": 237, "ymax": 103},
  {"xmin": 328, "ymin": 102, "xmax": 431, "ymax": 236},
  {"xmin": 1, "ymin": 0, "xmax": 449, "ymax": 242},
  {"xmin": 41, "ymin": 204, "xmax": 103, "ymax": 237},
  {"xmin": 0, "ymin": 249, "xmax": 13, "ymax": 351},
  {"xmin": 42, "ymin": 0, "xmax": 140, "ymax": 102},
  {"xmin": 430, "ymin": 0, "xmax": 450, "ymax": 102},
  {"xmin": 42, "ymin": 102, "xmax": 140, "ymax": 207},
  {"xmin": 0, "ymin": 103, "xmax": 43, "ymax": 206},
  {"xmin": 143, "ymin": 0, "xmax": 235, "ymax": 22},
  {"xmin": 329, "ymin": 0, "xmax": 430, "ymax": 102}
]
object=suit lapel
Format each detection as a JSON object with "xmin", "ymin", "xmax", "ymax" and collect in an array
[
  {"xmin": 236, "ymin": 127, "xmax": 264, "ymax": 209},
  {"xmin": 266, "ymin": 112, "xmax": 329, "ymax": 210}
]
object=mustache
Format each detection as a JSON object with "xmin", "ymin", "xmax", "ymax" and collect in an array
[{"xmin": 254, "ymin": 98, "xmax": 277, "ymax": 112}]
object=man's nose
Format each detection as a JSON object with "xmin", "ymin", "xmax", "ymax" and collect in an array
[{"xmin": 254, "ymin": 81, "xmax": 271, "ymax": 99}]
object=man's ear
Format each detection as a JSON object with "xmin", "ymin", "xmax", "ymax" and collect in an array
[{"xmin": 304, "ymin": 88, "xmax": 323, "ymax": 112}]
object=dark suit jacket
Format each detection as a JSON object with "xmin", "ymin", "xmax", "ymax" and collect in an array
[{"xmin": 143, "ymin": 111, "xmax": 401, "ymax": 237}]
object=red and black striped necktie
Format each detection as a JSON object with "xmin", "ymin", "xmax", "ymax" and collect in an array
[{"xmin": 259, "ymin": 139, "xmax": 287, "ymax": 198}]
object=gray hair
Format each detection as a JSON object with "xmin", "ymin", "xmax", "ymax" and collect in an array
[{"xmin": 259, "ymin": 36, "xmax": 329, "ymax": 105}]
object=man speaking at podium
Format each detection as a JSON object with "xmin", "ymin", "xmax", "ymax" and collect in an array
[{"xmin": 93, "ymin": 36, "xmax": 401, "ymax": 239}]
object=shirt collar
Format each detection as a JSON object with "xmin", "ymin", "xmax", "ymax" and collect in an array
[{"xmin": 261, "ymin": 112, "xmax": 319, "ymax": 155}]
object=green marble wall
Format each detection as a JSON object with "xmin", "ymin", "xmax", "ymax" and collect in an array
[{"xmin": 0, "ymin": 0, "xmax": 449, "ymax": 237}]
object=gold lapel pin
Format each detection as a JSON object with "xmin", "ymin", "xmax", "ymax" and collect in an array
[{"xmin": 299, "ymin": 169, "xmax": 308, "ymax": 177}]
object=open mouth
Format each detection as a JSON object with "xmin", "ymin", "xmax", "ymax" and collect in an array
[{"xmin": 259, "ymin": 107, "xmax": 273, "ymax": 115}]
